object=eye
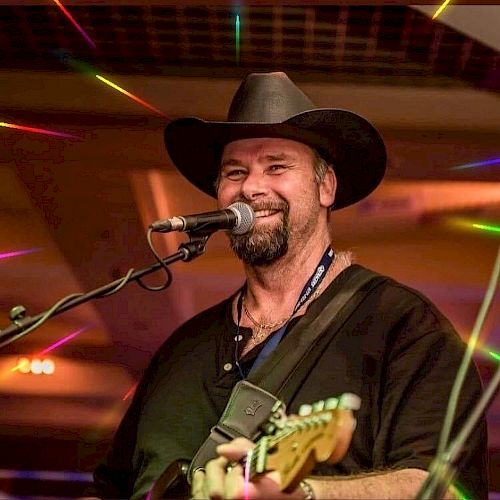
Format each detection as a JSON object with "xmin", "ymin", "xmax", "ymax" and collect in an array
[
  {"xmin": 223, "ymin": 168, "xmax": 246, "ymax": 180},
  {"xmin": 268, "ymin": 164, "xmax": 288, "ymax": 173}
]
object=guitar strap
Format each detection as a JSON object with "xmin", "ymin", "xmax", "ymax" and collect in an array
[{"xmin": 187, "ymin": 265, "xmax": 388, "ymax": 483}]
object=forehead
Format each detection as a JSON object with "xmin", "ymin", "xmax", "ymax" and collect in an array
[{"xmin": 221, "ymin": 137, "xmax": 314, "ymax": 163}]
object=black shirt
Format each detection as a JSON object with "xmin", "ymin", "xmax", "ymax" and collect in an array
[{"xmin": 91, "ymin": 265, "xmax": 488, "ymax": 499}]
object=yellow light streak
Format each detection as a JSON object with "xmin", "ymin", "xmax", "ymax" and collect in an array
[
  {"xmin": 433, "ymin": 0, "xmax": 452, "ymax": 20},
  {"xmin": 95, "ymin": 75, "xmax": 167, "ymax": 117}
]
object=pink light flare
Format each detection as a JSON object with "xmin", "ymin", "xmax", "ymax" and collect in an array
[
  {"xmin": 51, "ymin": 0, "xmax": 96, "ymax": 49},
  {"xmin": 38, "ymin": 325, "xmax": 91, "ymax": 356},
  {"xmin": 0, "ymin": 248, "xmax": 42, "ymax": 261},
  {"xmin": 11, "ymin": 325, "xmax": 92, "ymax": 372},
  {"xmin": 0, "ymin": 121, "xmax": 80, "ymax": 140},
  {"xmin": 243, "ymin": 449, "xmax": 252, "ymax": 500},
  {"xmin": 123, "ymin": 382, "xmax": 138, "ymax": 401}
]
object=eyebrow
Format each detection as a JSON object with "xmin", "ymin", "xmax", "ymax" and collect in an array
[{"xmin": 221, "ymin": 153, "xmax": 296, "ymax": 168}]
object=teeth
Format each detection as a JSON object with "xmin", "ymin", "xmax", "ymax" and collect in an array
[{"xmin": 255, "ymin": 210, "xmax": 278, "ymax": 218}]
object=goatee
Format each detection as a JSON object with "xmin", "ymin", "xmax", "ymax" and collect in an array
[{"xmin": 229, "ymin": 202, "xmax": 289, "ymax": 266}]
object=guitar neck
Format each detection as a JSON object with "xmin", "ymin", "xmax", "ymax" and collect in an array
[{"xmin": 245, "ymin": 395, "xmax": 359, "ymax": 491}]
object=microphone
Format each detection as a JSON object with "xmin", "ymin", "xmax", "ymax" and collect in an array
[{"xmin": 149, "ymin": 202, "xmax": 255, "ymax": 235}]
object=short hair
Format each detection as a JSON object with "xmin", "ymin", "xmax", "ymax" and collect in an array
[{"xmin": 311, "ymin": 148, "xmax": 332, "ymax": 185}]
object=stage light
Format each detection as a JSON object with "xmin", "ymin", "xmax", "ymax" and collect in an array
[
  {"xmin": 42, "ymin": 358, "xmax": 56, "ymax": 374},
  {"xmin": 51, "ymin": 0, "xmax": 96, "ymax": 49},
  {"xmin": 17, "ymin": 357, "xmax": 31, "ymax": 374},
  {"xmin": 30, "ymin": 358, "xmax": 44, "ymax": 375},
  {"xmin": 95, "ymin": 75, "xmax": 167, "ymax": 117},
  {"xmin": 432, "ymin": 0, "xmax": 452, "ymax": 20},
  {"xmin": 489, "ymin": 351, "xmax": 500, "ymax": 362},
  {"xmin": 0, "ymin": 121, "xmax": 79, "ymax": 140},
  {"xmin": 13, "ymin": 357, "xmax": 56, "ymax": 375}
]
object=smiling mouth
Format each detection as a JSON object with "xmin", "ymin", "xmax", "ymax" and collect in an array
[{"xmin": 254, "ymin": 209, "xmax": 281, "ymax": 219}]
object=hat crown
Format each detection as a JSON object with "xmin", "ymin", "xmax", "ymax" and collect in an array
[{"xmin": 227, "ymin": 72, "xmax": 316, "ymax": 123}]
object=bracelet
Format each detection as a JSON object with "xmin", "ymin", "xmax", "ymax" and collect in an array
[{"xmin": 299, "ymin": 479, "xmax": 315, "ymax": 500}]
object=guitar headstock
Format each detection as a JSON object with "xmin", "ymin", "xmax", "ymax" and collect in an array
[{"xmin": 250, "ymin": 393, "xmax": 360, "ymax": 491}]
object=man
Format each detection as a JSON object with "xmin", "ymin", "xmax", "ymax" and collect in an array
[{"xmin": 89, "ymin": 72, "xmax": 487, "ymax": 499}]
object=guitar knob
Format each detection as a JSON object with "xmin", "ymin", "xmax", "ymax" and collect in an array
[
  {"xmin": 339, "ymin": 393, "xmax": 361, "ymax": 411},
  {"xmin": 312, "ymin": 400, "xmax": 325, "ymax": 412},
  {"xmin": 298, "ymin": 404, "xmax": 312, "ymax": 416},
  {"xmin": 325, "ymin": 397, "xmax": 339, "ymax": 410}
]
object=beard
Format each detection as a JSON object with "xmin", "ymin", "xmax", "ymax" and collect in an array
[{"xmin": 229, "ymin": 201, "xmax": 290, "ymax": 267}]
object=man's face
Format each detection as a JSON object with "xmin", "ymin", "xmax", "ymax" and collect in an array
[{"xmin": 217, "ymin": 137, "xmax": 334, "ymax": 266}]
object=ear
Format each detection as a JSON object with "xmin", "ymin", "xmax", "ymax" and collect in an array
[{"xmin": 319, "ymin": 166, "xmax": 337, "ymax": 208}]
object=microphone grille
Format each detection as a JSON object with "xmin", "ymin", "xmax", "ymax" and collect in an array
[{"xmin": 229, "ymin": 202, "xmax": 255, "ymax": 235}]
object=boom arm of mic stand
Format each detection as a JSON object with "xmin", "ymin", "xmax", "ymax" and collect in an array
[{"xmin": 0, "ymin": 238, "xmax": 207, "ymax": 350}]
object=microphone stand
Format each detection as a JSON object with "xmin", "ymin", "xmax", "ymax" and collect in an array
[
  {"xmin": 416, "ymin": 363, "xmax": 500, "ymax": 499},
  {"xmin": 0, "ymin": 234, "xmax": 210, "ymax": 350}
]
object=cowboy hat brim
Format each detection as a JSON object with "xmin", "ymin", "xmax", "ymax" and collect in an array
[{"xmin": 164, "ymin": 108, "xmax": 386, "ymax": 210}]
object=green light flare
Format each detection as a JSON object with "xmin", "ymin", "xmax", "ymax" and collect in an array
[
  {"xmin": 235, "ymin": 14, "xmax": 240, "ymax": 65},
  {"xmin": 489, "ymin": 350, "xmax": 500, "ymax": 362},
  {"xmin": 452, "ymin": 480, "xmax": 471, "ymax": 500},
  {"xmin": 472, "ymin": 223, "xmax": 500, "ymax": 234}
]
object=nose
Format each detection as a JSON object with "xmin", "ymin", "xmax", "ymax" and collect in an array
[{"xmin": 240, "ymin": 170, "xmax": 269, "ymax": 201}]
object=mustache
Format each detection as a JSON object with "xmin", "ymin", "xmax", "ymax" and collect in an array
[{"xmin": 243, "ymin": 200, "xmax": 288, "ymax": 212}]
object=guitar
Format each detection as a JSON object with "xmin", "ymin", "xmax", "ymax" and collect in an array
[{"xmin": 148, "ymin": 393, "xmax": 360, "ymax": 499}]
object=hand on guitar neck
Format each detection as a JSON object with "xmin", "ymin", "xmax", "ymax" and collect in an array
[{"xmin": 191, "ymin": 393, "xmax": 360, "ymax": 500}]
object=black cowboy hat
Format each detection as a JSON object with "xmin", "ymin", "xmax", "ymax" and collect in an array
[{"xmin": 164, "ymin": 72, "xmax": 386, "ymax": 210}]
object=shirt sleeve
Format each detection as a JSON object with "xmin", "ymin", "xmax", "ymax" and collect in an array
[
  {"xmin": 85, "ymin": 343, "xmax": 171, "ymax": 499},
  {"xmin": 373, "ymin": 286, "xmax": 488, "ymax": 499}
]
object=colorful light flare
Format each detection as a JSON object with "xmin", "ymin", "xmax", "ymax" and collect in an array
[
  {"xmin": 0, "ymin": 248, "xmax": 42, "ymax": 261},
  {"xmin": 95, "ymin": 75, "xmax": 167, "ymax": 117},
  {"xmin": 451, "ymin": 157, "xmax": 500, "ymax": 170},
  {"xmin": 0, "ymin": 121, "xmax": 79, "ymax": 140},
  {"xmin": 447, "ymin": 217, "xmax": 500, "ymax": 237},
  {"xmin": 432, "ymin": 0, "xmax": 452, "ymax": 20},
  {"xmin": 472, "ymin": 223, "xmax": 500, "ymax": 234},
  {"xmin": 11, "ymin": 326, "xmax": 90, "ymax": 373},
  {"xmin": 489, "ymin": 350, "xmax": 500, "ymax": 362},
  {"xmin": 51, "ymin": 0, "xmax": 96, "ymax": 49},
  {"xmin": 235, "ymin": 15, "xmax": 240, "ymax": 65},
  {"xmin": 39, "ymin": 325, "xmax": 90, "ymax": 356},
  {"xmin": 123, "ymin": 382, "xmax": 138, "ymax": 401}
]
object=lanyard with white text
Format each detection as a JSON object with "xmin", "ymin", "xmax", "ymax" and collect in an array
[{"xmin": 240, "ymin": 246, "xmax": 335, "ymax": 375}]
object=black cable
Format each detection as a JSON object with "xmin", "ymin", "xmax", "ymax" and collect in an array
[{"xmin": 136, "ymin": 228, "xmax": 173, "ymax": 292}]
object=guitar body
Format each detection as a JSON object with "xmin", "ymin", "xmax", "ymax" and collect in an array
[{"xmin": 148, "ymin": 459, "xmax": 190, "ymax": 500}]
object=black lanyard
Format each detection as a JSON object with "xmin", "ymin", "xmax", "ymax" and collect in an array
[{"xmin": 234, "ymin": 246, "xmax": 335, "ymax": 378}]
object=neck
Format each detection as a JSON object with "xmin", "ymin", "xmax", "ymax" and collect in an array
[{"xmin": 243, "ymin": 226, "xmax": 332, "ymax": 316}]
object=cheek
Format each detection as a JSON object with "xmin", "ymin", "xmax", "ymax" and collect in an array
[{"xmin": 217, "ymin": 181, "xmax": 239, "ymax": 207}]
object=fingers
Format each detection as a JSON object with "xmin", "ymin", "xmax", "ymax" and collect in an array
[
  {"xmin": 192, "ymin": 468, "xmax": 207, "ymax": 499},
  {"xmin": 216, "ymin": 437, "xmax": 255, "ymax": 462},
  {"xmin": 224, "ymin": 462, "xmax": 245, "ymax": 499},
  {"xmin": 205, "ymin": 456, "xmax": 230, "ymax": 499},
  {"xmin": 192, "ymin": 439, "xmax": 256, "ymax": 499}
]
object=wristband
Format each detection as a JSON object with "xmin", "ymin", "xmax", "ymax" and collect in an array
[{"xmin": 299, "ymin": 479, "xmax": 315, "ymax": 500}]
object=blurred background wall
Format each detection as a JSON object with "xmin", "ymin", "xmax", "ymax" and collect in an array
[{"xmin": 0, "ymin": 1, "xmax": 499, "ymax": 497}]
